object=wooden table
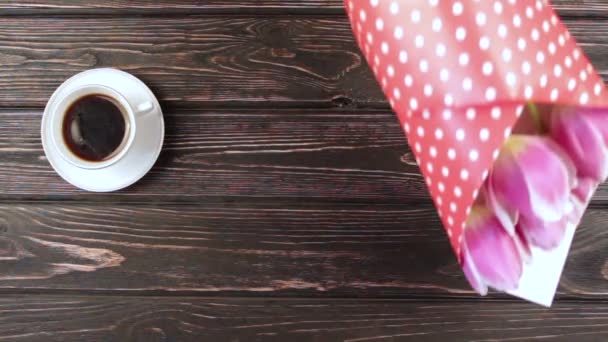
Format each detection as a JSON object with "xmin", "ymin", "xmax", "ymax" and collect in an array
[{"xmin": 0, "ymin": 1, "xmax": 607, "ymax": 340}]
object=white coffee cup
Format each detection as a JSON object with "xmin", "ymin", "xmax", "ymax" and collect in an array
[
  {"xmin": 42, "ymin": 68, "xmax": 164, "ymax": 192},
  {"xmin": 49, "ymin": 84, "xmax": 155, "ymax": 170}
]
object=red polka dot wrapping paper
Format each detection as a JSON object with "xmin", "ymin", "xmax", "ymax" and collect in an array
[
  {"xmin": 346, "ymin": 0, "xmax": 608, "ymax": 304},
  {"xmin": 345, "ymin": 0, "xmax": 608, "ymax": 255}
]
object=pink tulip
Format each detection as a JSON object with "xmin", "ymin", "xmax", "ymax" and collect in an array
[
  {"xmin": 462, "ymin": 205, "xmax": 523, "ymax": 293},
  {"xmin": 481, "ymin": 182, "xmax": 532, "ymax": 262},
  {"xmin": 516, "ymin": 214, "xmax": 568, "ymax": 251},
  {"xmin": 563, "ymin": 107, "xmax": 608, "ymax": 146},
  {"xmin": 462, "ymin": 251, "xmax": 488, "ymax": 296},
  {"xmin": 550, "ymin": 108, "xmax": 608, "ymax": 182},
  {"xmin": 485, "ymin": 174, "xmax": 518, "ymax": 235},
  {"xmin": 490, "ymin": 135, "xmax": 572, "ymax": 223},
  {"xmin": 514, "ymin": 228, "xmax": 532, "ymax": 263}
]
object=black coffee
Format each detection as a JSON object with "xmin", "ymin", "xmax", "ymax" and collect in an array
[{"xmin": 62, "ymin": 95, "xmax": 127, "ymax": 162}]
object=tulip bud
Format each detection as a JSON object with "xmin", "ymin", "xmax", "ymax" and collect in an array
[
  {"xmin": 462, "ymin": 205, "xmax": 523, "ymax": 293},
  {"xmin": 550, "ymin": 108, "xmax": 608, "ymax": 183},
  {"xmin": 485, "ymin": 175, "xmax": 518, "ymax": 236},
  {"xmin": 490, "ymin": 135, "xmax": 572, "ymax": 223},
  {"xmin": 564, "ymin": 108, "xmax": 608, "ymax": 147},
  {"xmin": 517, "ymin": 214, "xmax": 568, "ymax": 251}
]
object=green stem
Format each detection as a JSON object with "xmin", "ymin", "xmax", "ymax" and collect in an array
[{"xmin": 527, "ymin": 103, "xmax": 543, "ymax": 133}]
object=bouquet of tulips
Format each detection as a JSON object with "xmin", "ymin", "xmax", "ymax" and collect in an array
[
  {"xmin": 462, "ymin": 106, "xmax": 606, "ymax": 294},
  {"xmin": 345, "ymin": 0, "xmax": 608, "ymax": 305}
]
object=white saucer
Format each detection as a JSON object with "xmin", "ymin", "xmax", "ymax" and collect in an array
[{"xmin": 41, "ymin": 68, "xmax": 164, "ymax": 192}]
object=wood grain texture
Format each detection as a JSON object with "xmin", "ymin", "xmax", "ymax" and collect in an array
[
  {"xmin": 0, "ymin": 16, "xmax": 381, "ymax": 108},
  {"xmin": 0, "ymin": 202, "xmax": 606, "ymax": 298},
  {"xmin": 0, "ymin": 3, "xmax": 605, "ymax": 340},
  {"xmin": 0, "ymin": 17, "xmax": 607, "ymax": 108},
  {"xmin": 0, "ymin": 203, "xmax": 464, "ymax": 295},
  {"xmin": 0, "ymin": 109, "xmax": 420, "ymax": 202},
  {"xmin": 0, "ymin": 296, "xmax": 606, "ymax": 341},
  {"xmin": 0, "ymin": 0, "xmax": 604, "ymax": 17},
  {"xmin": 0, "ymin": 0, "xmax": 345, "ymax": 14},
  {"xmin": 4, "ymin": 109, "xmax": 608, "ymax": 204},
  {"xmin": 553, "ymin": 1, "xmax": 608, "ymax": 17}
]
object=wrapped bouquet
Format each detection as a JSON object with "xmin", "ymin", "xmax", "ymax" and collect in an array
[{"xmin": 345, "ymin": 0, "xmax": 608, "ymax": 305}]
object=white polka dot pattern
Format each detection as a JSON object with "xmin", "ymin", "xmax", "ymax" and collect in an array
[{"xmin": 345, "ymin": 0, "xmax": 608, "ymax": 253}]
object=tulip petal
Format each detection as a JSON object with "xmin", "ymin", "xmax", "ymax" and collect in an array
[
  {"xmin": 551, "ymin": 109, "xmax": 608, "ymax": 182},
  {"xmin": 519, "ymin": 143, "xmax": 571, "ymax": 222},
  {"xmin": 461, "ymin": 247, "xmax": 488, "ymax": 296},
  {"xmin": 463, "ymin": 206, "xmax": 523, "ymax": 291},
  {"xmin": 544, "ymin": 139, "xmax": 578, "ymax": 190},
  {"xmin": 570, "ymin": 107, "xmax": 608, "ymax": 146},
  {"xmin": 492, "ymin": 136, "xmax": 571, "ymax": 222},
  {"xmin": 517, "ymin": 214, "xmax": 568, "ymax": 251},
  {"xmin": 485, "ymin": 175, "xmax": 518, "ymax": 236},
  {"xmin": 513, "ymin": 228, "xmax": 533, "ymax": 264}
]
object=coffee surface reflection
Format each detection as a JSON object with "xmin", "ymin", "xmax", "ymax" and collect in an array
[{"xmin": 62, "ymin": 94, "xmax": 127, "ymax": 162}]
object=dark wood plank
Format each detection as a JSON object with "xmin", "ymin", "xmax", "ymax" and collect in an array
[
  {"xmin": 0, "ymin": 109, "xmax": 421, "ymax": 202},
  {"xmin": 0, "ymin": 202, "xmax": 606, "ymax": 298},
  {"xmin": 0, "ymin": 0, "xmax": 604, "ymax": 17},
  {"xmin": 0, "ymin": 16, "xmax": 382, "ymax": 108},
  {"xmin": 0, "ymin": 295, "xmax": 606, "ymax": 341},
  {"xmin": 0, "ymin": 17, "xmax": 607, "ymax": 108},
  {"xmin": 5, "ymin": 108, "xmax": 608, "ymax": 204},
  {"xmin": 553, "ymin": 1, "xmax": 608, "ymax": 17},
  {"xmin": 0, "ymin": 203, "xmax": 462, "ymax": 295},
  {"xmin": 0, "ymin": 1, "xmax": 345, "ymax": 14}
]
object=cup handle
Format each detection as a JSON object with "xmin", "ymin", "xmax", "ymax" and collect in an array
[{"xmin": 135, "ymin": 101, "xmax": 155, "ymax": 117}]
